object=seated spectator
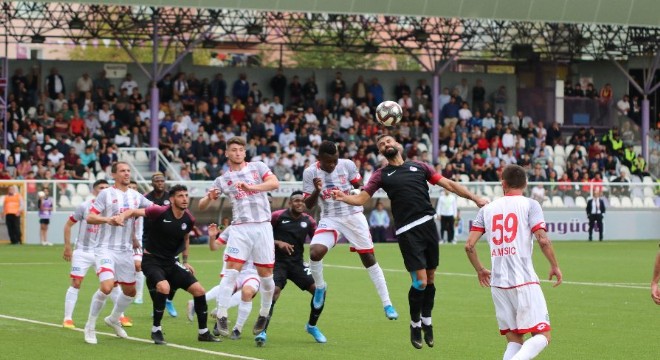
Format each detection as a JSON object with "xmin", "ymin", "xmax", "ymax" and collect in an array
[{"xmin": 531, "ymin": 184, "xmax": 545, "ymax": 204}]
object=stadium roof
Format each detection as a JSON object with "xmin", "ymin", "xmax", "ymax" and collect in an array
[{"xmin": 33, "ymin": 0, "xmax": 660, "ymax": 27}]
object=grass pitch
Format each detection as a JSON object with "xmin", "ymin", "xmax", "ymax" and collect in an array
[{"xmin": 0, "ymin": 240, "xmax": 658, "ymax": 359}]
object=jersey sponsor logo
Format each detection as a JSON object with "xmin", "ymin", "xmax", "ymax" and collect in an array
[
  {"xmin": 387, "ymin": 170, "xmax": 396, "ymax": 176},
  {"xmin": 87, "ymin": 225, "xmax": 99, "ymax": 233},
  {"xmin": 181, "ymin": 223, "xmax": 187, "ymax": 230},
  {"xmin": 226, "ymin": 246, "xmax": 240, "ymax": 254},
  {"xmin": 282, "ymin": 220, "xmax": 291, "ymax": 224},
  {"xmin": 410, "ymin": 166, "xmax": 417, "ymax": 172},
  {"xmin": 320, "ymin": 187, "xmax": 350, "ymax": 200},
  {"xmin": 300, "ymin": 222, "xmax": 308, "ymax": 228},
  {"xmin": 100, "ymin": 258, "xmax": 112, "ymax": 265},
  {"xmin": 71, "ymin": 266, "xmax": 81, "ymax": 272},
  {"xmin": 235, "ymin": 188, "xmax": 260, "ymax": 200},
  {"xmin": 536, "ymin": 323, "xmax": 547, "ymax": 331},
  {"xmin": 318, "ymin": 223, "xmax": 327, "ymax": 228}
]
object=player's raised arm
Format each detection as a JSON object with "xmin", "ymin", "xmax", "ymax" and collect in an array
[
  {"xmin": 436, "ymin": 177, "xmax": 488, "ymax": 208},
  {"xmin": 534, "ymin": 229, "xmax": 562, "ymax": 287},
  {"xmin": 332, "ymin": 189, "xmax": 371, "ymax": 206},
  {"xmin": 651, "ymin": 250, "xmax": 660, "ymax": 304}
]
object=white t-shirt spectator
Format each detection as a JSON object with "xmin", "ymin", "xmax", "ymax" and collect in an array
[
  {"xmin": 617, "ymin": 99, "xmax": 630, "ymax": 116},
  {"xmin": 482, "ymin": 116, "xmax": 496, "ymax": 129},
  {"xmin": 502, "ymin": 132, "xmax": 515, "ymax": 148},
  {"xmin": 339, "ymin": 113, "xmax": 354, "ymax": 130},
  {"xmin": 458, "ymin": 108, "xmax": 473, "ymax": 121},
  {"xmin": 120, "ymin": 79, "xmax": 139, "ymax": 94}
]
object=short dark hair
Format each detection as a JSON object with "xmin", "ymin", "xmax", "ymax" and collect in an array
[
  {"xmin": 502, "ymin": 164, "xmax": 527, "ymax": 190},
  {"xmin": 319, "ymin": 140, "xmax": 337, "ymax": 156},
  {"xmin": 290, "ymin": 190, "xmax": 304, "ymax": 198},
  {"xmin": 169, "ymin": 184, "xmax": 188, "ymax": 197},
  {"xmin": 376, "ymin": 134, "xmax": 394, "ymax": 144},
  {"xmin": 129, "ymin": 180, "xmax": 137, "ymax": 186},
  {"xmin": 93, "ymin": 179, "xmax": 109, "ymax": 188}
]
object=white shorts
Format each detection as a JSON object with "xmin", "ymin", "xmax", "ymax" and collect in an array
[
  {"xmin": 311, "ymin": 213, "xmax": 373, "ymax": 253},
  {"xmin": 95, "ymin": 249, "xmax": 137, "ymax": 285},
  {"xmin": 70, "ymin": 249, "xmax": 96, "ymax": 279},
  {"xmin": 236, "ymin": 269, "xmax": 260, "ymax": 293},
  {"xmin": 491, "ymin": 283, "xmax": 551, "ymax": 335},
  {"xmin": 224, "ymin": 222, "xmax": 274, "ymax": 268}
]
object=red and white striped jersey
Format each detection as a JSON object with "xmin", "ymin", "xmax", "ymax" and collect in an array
[
  {"xmin": 471, "ymin": 195, "xmax": 547, "ymax": 288},
  {"xmin": 212, "ymin": 161, "xmax": 274, "ymax": 225},
  {"xmin": 302, "ymin": 159, "xmax": 362, "ymax": 217},
  {"xmin": 69, "ymin": 199, "xmax": 98, "ymax": 252},
  {"xmin": 90, "ymin": 187, "xmax": 153, "ymax": 252}
]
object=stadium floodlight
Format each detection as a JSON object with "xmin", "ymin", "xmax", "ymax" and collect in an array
[
  {"xmin": 68, "ymin": 16, "xmax": 85, "ymax": 30},
  {"xmin": 31, "ymin": 35, "xmax": 46, "ymax": 44}
]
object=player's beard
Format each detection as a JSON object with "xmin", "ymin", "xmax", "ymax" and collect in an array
[{"xmin": 383, "ymin": 147, "xmax": 398, "ymax": 159}]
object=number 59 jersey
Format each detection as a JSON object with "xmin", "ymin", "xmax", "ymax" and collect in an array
[{"xmin": 470, "ymin": 195, "xmax": 547, "ymax": 288}]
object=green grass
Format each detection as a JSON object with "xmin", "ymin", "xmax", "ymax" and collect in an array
[{"xmin": 0, "ymin": 241, "xmax": 658, "ymax": 359}]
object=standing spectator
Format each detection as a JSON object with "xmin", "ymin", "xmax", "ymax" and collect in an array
[
  {"xmin": 76, "ymin": 73, "xmax": 93, "ymax": 100},
  {"xmin": 586, "ymin": 189, "xmax": 605, "ymax": 241},
  {"xmin": 120, "ymin": 73, "xmax": 139, "ymax": 94},
  {"xmin": 368, "ymin": 78, "xmax": 384, "ymax": 105},
  {"xmin": 38, "ymin": 187, "xmax": 53, "ymax": 246},
  {"xmin": 270, "ymin": 69, "xmax": 287, "ymax": 103},
  {"xmin": 93, "ymin": 70, "xmax": 111, "ymax": 96},
  {"xmin": 435, "ymin": 189, "xmax": 457, "ymax": 244},
  {"xmin": 232, "ymin": 73, "xmax": 250, "ymax": 103},
  {"xmin": 302, "ymin": 77, "xmax": 319, "ymax": 109},
  {"xmin": 598, "ymin": 83, "xmax": 613, "ymax": 124},
  {"xmin": 369, "ymin": 201, "xmax": 390, "ymax": 243},
  {"xmin": 3, "ymin": 185, "xmax": 23, "ymax": 245},
  {"xmin": 472, "ymin": 79, "xmax": 486, "ymax": 112}
]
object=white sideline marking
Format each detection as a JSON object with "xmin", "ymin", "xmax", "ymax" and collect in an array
[
  {"xmin": 0, "ymin": 314, "xmax": 265, "ymax": 360},
  {"xmin": 0, "ymin": 261, "xmax": 648, "ymax": 290},
  {"xmin": 323, "ymin": 264, "xmax": 649, "ymax": 290}
]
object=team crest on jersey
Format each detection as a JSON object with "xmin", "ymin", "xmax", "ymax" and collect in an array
[
  {"xmin": 410, "ymin": 166, "xmax": 418, "ymax": 172},
  {"xmin": 338, "ymin": 175, "xmax": 347, "ymax": 184},
  {"xmin": 227, "ymin": 180, "xmax": 233, "ymax": 186},
  {"xmin": 252, "ymin": 171, "xmax": 260, "ymax": 181},
  {"xmin": 300, "ymin": 222, "xmax": 308, "ymax": 228},
  {"xmin": 181, "ymin": 223, "xmax": 187, "ymax": 230}
]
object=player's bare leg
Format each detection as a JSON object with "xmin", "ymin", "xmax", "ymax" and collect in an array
[{"xmin": 358, "ymin": 252, "xmax": 398, "ymax": 320}]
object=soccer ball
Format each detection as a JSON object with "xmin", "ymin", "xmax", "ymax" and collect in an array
[
  {"xmin": 375, "ymin": 101, "xmax": 403, "ymax": 127},
  {"xmin": 38, "ymin": 191, "xmax": 45, "ymax": 198}
]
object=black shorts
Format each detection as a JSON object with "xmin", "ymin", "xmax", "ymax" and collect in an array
[
  {"xmin": 273, "ymin": 259, "xmax": 314, "ymax": 291},
  {"xmin": 39, "ymin": 219, "xmax": 50, "ymax": 225},
  {"xmin": 142, "ymin": 254, "xmax": 198, "ymax": 292},
  {"xmin": 396, "ymin": 219, "xmax": 439, "ymax": 272}
]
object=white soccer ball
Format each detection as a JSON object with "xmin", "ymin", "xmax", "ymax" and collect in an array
[
  {"xmin": 38, "ymin": 191, "xmax": 45, "ymax": 198},
  {"xmin": 375, "ymin": 100, "xmax": 403, "ymax": 127}
]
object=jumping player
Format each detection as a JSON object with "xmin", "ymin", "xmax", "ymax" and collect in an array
[
  {"xmin": 303, "ymin": 140, "xmax": 398, "ymax": 322},
  {"xmin": 333, "ymin": 134, "xmax": 487, "ymax": 349}
]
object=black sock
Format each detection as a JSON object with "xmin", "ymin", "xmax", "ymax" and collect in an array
[
  {"xmin": 194, "ymin": 295, "xmax": 208, "ymax": 331},
  {"xmin": 422, "ymin": 283, "xmax": 436, "ymax": 319},
  {"xmin": 151, "ymin": 290, "xmax": 167, "ymax": 327},
  {"xmin": 308, "ymin": 296, "xmax": 324, "ymax": 327},
  {"xmin": 408, "ymin": 286, "xmax": 424, "ymax": 323},
  {"xmin": 263, "ymin": 300, "xmax": 276, "ymax": 332},
  {"xmin": 167, "ymin": 289, "xmax": 177, "ymax": 301}
]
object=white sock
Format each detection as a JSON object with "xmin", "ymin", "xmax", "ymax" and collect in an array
[
  {"xmin": 503, "ymin": 342, "xmax": 523, "ymax": 360},
  {"xmin": 410, "ymin": 320, "xmax": 421, "ymax": 328},
  {"xmin": 366, "ymin": 263, "xmax": 391, "ymax": 306},
  {"xmin": 152, "ymin": 326, "xmax": 162, "ymax": 332},
  {"xmin": 108, "ymin": 292, "xmax": 134, "ymax": 323},
  {"xmin": 64, "ymin": 287, "xmax": 79, "ymax": 320},
  {"xmin": 310, "ymin": 260, "xmax": 325, "ymax": 289},
  {"xmin": 198, "ymin": 328, "xmax": 209, "ymax": 335},
  {"xmin": 258, "ymin": 275, "xmax": 274, "ymax": 317},
  {"xmin": 216, "ymin": 269, "xmax": 239, "ymax": 318},
  {"xmin": 110, "ymin": 285, "xmax": 122, "ymax": 305},
  {"xmin": 235, "ymin": 300, "xmax": 253, "ymax": 332},
  {"xmin": 205, "ymin": 285, "xmax": 221, "ymax": 303},
  {"xmin": 86, "ymin": 290, "xmax": 108, "ymax": 327},
  {"xmin": 135, "ymin": 272, "xmax": 144, "ymax": 299},
  {"xmin": 421, "ymin": 317, "xmax": 432, "ymax": 326},
  {"xmin": 510, "ymin": 335, "xmax": 548, "ymax": 360},
  {"xmin": 229, "ymin": 291, "xmax": 242, "ymax": 308}
]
